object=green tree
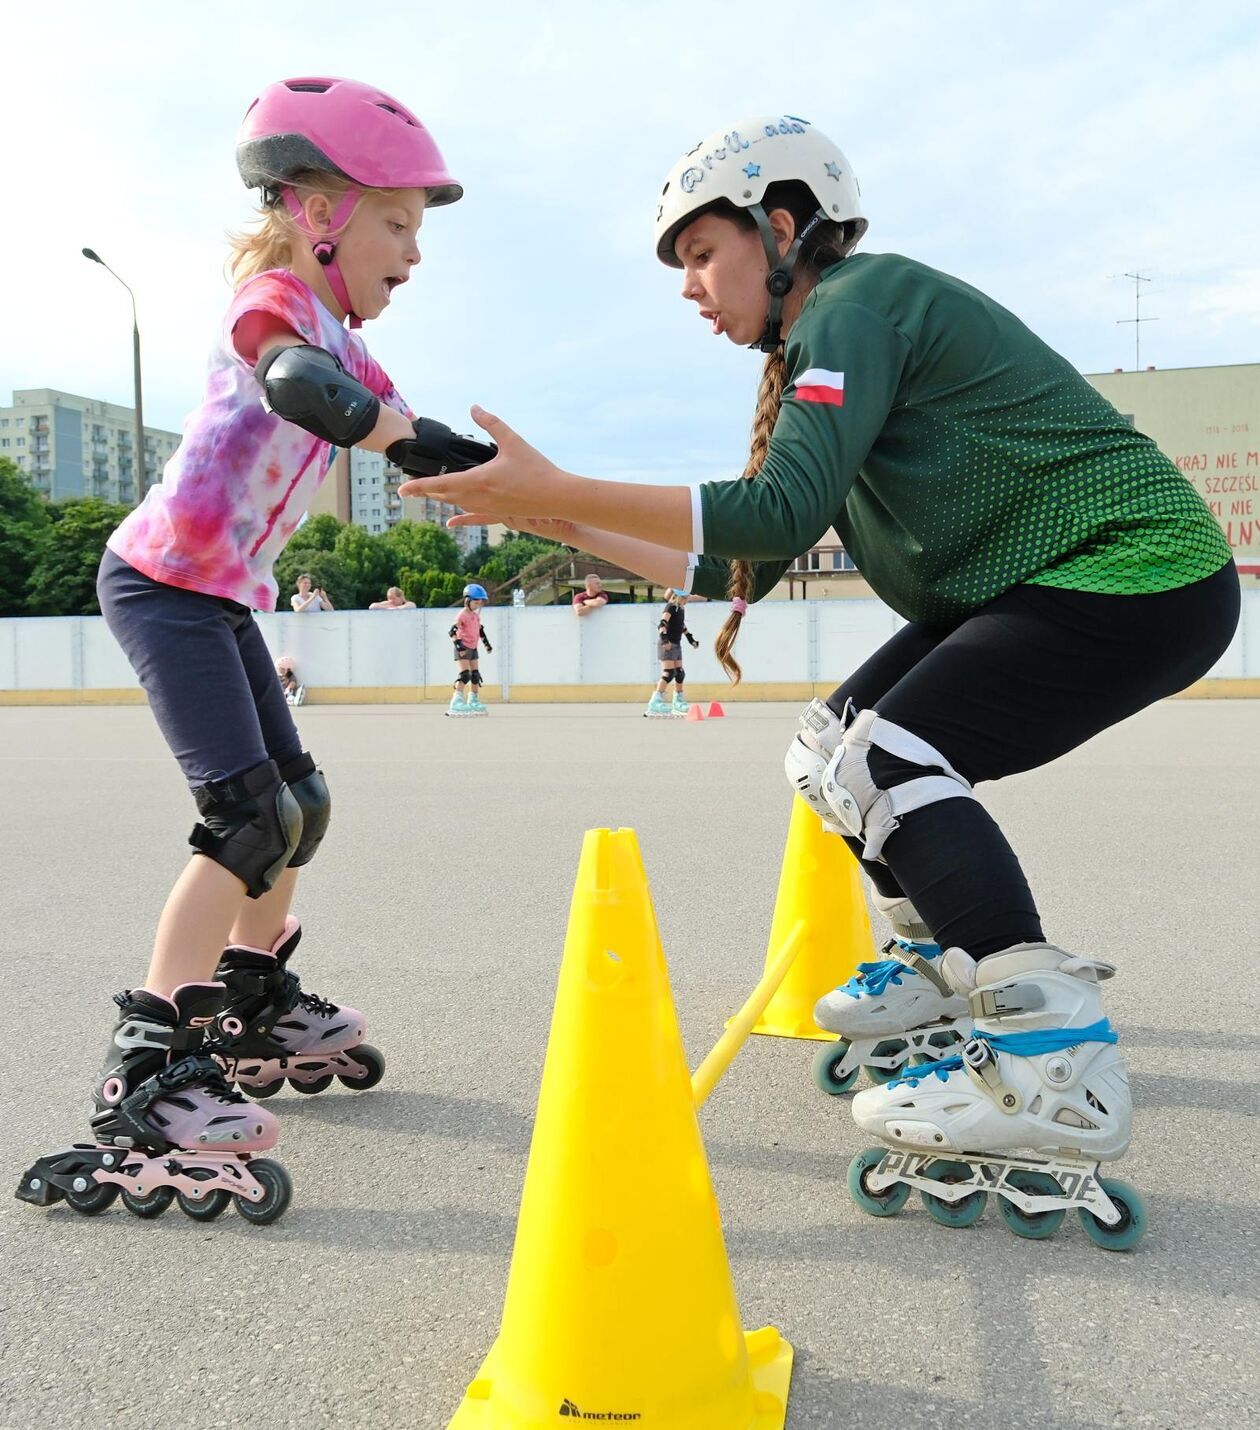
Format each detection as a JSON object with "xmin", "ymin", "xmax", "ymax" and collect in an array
[
  {"xmin": 333, "ymin": 523, "xmax": 392, "ymax": 607},
  {"xmin": 273, "ymin": 546, "xmax": 354, "ymax": 612},
  {"xmin": 471, "ymin": 534, "xmax": 564, "ymax": 599},
  {"xmin": 285, "ymin": 511, "xmax": 343, "ymax": 554},
  {"xmin": 0, "ymin": 458, "xmax": 51, "ymax": 615},
  {"xmin": 383, "ymin": 519, "xmax": 460, "ymax": 577},
  {"xmin": 25, "ymin": 497, "xmax": 130, "ymax": 616}
]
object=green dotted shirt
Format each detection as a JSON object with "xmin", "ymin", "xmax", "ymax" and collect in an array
[{"xmin": 693, "ymin": 253, "xmax": 1231, "ymax": 622}]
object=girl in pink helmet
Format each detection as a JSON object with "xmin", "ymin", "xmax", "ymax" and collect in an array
[{"xmin": 18, "ymin": 78, "xmax": 493, "ymax": 1226}]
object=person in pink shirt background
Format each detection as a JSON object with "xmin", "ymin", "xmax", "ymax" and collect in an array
[
  {"xmin": 18, "ymin": 77, "xmax": 496, "ymax": 1224},
  {"xmin": 448, "ymin": 582, "xmax": 493, "ymax": 714}
]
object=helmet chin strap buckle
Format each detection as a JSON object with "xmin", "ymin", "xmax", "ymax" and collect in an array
[{"xmin": 313, "ymin": 243, "xmax": 335, "ymax": 266}]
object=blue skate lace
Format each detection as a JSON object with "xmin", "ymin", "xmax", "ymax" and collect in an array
[
  {"xmin": 837, "ymin": 941, "xmax": 943, "ymax": 999},
  {"xmin": 887, "ymin": 1017, "xmax": 1118, "ymax": 1087}
]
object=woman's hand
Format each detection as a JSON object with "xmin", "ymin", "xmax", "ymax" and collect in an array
[{"xmin": 397, "ymin": 407, "xmax": 567, "ymax": 516}]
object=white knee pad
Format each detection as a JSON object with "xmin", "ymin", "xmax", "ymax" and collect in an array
[
  {"xmin": 822, "ymin": 708, "xmax": 976, "ymax": 863},
  {"xmin": 783, "ymin": 698, "xmax": 848, "ymax": 829}
]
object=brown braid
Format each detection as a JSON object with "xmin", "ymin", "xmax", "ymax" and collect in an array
[{"xmin": 714, "ymin": 347, "xmax": 788, "ymax": 682}]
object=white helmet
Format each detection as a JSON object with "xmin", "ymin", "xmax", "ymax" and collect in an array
[
  {"xmin": 655, "ymin": 115, "xmax": 866, "ymax": 267},
  {"xmin": 654, "ymin": 115, "xmax": 867, "ymax": 351}
]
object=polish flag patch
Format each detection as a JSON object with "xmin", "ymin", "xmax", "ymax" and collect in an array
[{"xmin": 792, "ymin": 368, "xmax": 845, "ymax": 406}]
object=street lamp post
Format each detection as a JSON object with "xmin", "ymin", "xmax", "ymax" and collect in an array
[{"xmin": 82, "ymin": 248, "xmax": 146, "ymax": 504}]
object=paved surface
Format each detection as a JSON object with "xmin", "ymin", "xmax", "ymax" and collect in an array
[{"xmin": 0, "ymin": 700, "xmax": 1257, "ymax": 1430}]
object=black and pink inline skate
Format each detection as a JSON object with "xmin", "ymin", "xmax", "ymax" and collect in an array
[
  {"xmin": 213, "ymin": 917, "xmax": 385, "ymax": 1097},
  {"xmin": 16, "ymin": 982, "xmax": 291, "ymax": 1224}
]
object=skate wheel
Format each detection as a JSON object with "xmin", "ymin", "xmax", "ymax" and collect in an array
[
  {"xmin": 997, "ymin": 1170, "xmax": 1065, "ymax": 1240},
  {"xmin": 812, "ymin": 1040, "xmax": 860, "ymax": 1096},
  {"xmin": 1076, "ymin": 1177, "xmax": 1147, "ymax": 1251},
  {"xmin": 865, "ymin": 1039, "xmax": 908, "ymax": 1085},
  {"xmin": 247, "ymin": 1080, "xmax": 285, "ymax": 1100},
  {"xmin": 291, "ymin": 1075, "xmax": 334, "ymax": 1095},
  {"xmin": 121, "ymin": 1185, "xmax": 175, "ymax": 1219},
  {"xmin": 920, "ymin": 1160, "xmax": 987, "ymax": 1228},
  {"xmin": 847, "ymin": 1147, "xmax": 911, "ymax": 1217},
  {"xmin": 338, "ymin": 1043, "xmax": 386, "ymax": 1091},
  {"xmin": 177, "ymin": 1188, "xmax": 231, "ymax": 1221},
  {"xmin": 234, "ymin": 1158, "xmax": 292, "ymax": 1226},
  {"xmin": 64, "ymin": 1180, "xmax": 120, "ymax": 1216}
]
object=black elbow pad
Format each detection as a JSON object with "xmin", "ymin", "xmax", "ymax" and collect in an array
[{"xmin": 255, "ymin": 344, "xmax": 381, "ymax": 447}]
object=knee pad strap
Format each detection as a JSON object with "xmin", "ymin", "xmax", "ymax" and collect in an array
[
  {"xmin": 278, "ymin": 753, "xmax": 330, "ymax": 868},
  {"xmin": 189, "ymin": 759, "xmax": 301, "ymax": 898},
  {"xmin": 822, "ymin": 708, "xmax": 975, "ymax": 863}
]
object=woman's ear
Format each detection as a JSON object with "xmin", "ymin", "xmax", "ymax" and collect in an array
[{"xmin": 767, "ymin": 207, "xmax": 798, "ymax": 260}]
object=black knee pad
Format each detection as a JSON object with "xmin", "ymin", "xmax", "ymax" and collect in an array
[
  {"xmin": 675, "ymin": 666, "xmax": 686, "ymax": 685},
  {"xmin": 471, "ymin": 669, "xmax": 483, "ymax": 686},
  {"xmin": 458, "ymin": 670, "xmax": 472, "ymax": 685},
  {"xmin": 277, "ymin": 752, "xmax": 330, "ymax": 868},
  {"xmin": 662, "ymin": 669, "xmax": 676, "ymax": 684},
  {"xmin": 189, "ymin": 759, "xmax": 301, "ymax": 898}
]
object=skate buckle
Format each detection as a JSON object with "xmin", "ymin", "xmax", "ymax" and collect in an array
[
  {"xmin": 961, "ymin": 1036, "xmax": 1023, "ymax": 1113},
  {"xmin": 968, "ymin": 982, "xmax": 1045, "ymax": 1020},
  {"xmin": 884, "ymin": 940, "xmax": 952, "ymax": 995}
]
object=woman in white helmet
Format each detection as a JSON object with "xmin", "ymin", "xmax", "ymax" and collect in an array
[{"xmin": 402, "ymin": 116, "xmax": 1238, "ymax": 1248}]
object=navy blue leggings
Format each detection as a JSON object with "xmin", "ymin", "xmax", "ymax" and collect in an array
[
  {"xmin": 97, "ymin": 550, "xmax": 303, "ymax": 788},
  {"xmin": 827, "ymin": 563, "xmax": 1240, "ymax": 957}
]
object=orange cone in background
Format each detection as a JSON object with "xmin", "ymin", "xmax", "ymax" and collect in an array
[
  {"xmin": 744, "ymin": 795, "xmax": 874, "ymax": 1041},
  {"xmin": 684, "ymin": 703, "xmax": 705, "ymax": 722},
  {"xmin": 707, "ymin": 701, "xmax": 726, "ymax": 718},
  {"xmin": 449, "ymin": 828, "xmax": 793, "ymax": 1429}
]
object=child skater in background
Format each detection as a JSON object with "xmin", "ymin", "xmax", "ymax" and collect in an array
[
  {"xmin": 17, "ymin": 76, "xmax": 495, "ymax": 1225},
  {"xmin": 645, "ymin": 588, "xmax": 700, "ymax": 717},
  {"xmin": 448, "ymin": 583, "xmax": 493, "ymax": 715}
]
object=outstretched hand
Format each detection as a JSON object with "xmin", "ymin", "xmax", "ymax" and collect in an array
[{"xmin": 397, "ymin": 407, "xmax": 566, "ymax": 518}]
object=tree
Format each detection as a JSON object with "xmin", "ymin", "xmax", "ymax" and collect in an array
[
  {"xmin": 285, "ymin": 511, "xmax": 343, "ymax": 554},
  {"xmin": 470, "ymin": 533, "xmax": 564, "ymax": 599},
  {"xmin": 383, "ymin": 519, "xmax": 460, "ymax": 576},
  {"xmin": 0, "ymin": 458, "xmax": 51, "ymax": 615},
  {"xmin": 273, "ymin": 546, "xmax": 354, "ymax": 612},
  {"xmin": 333, "ymin": 522, "xmax": 392, "ymax": 607},
  {"xmin": 25, "ymin": 497, "xmax": 130, "ymax": 615}
]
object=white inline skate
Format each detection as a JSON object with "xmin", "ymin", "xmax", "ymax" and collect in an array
[
  {"xmin": 812, "ymin": 935, "xmax": 967, "ymax": 1094},
  {"xmin": 847, "ymin": 942, "xmax": 1146, "ymax": 1250}
]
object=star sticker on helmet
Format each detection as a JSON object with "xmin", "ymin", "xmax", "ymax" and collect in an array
[
  {"xmin": 824, "ymin": 161, "xmax": 843, "ymax": 180},
  {"xmin": 743, "ymin": 162, "xmax": 761, "ymax": 178}
]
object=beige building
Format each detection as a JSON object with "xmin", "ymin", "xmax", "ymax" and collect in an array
[
  {"xmin": 0, "ymin": 389, "xmax": 181, "ymax": 505},
  {"xmin": 1085, "ymin": 362, "xmax": 1260, "ymax": 580}
]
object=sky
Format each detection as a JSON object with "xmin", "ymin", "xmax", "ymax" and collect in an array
[{"xmin": 2, "ymin": 0, "xmax": 1257, "ymax": 486}]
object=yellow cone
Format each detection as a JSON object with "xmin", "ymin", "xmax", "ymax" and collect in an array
[
  {"xmin": 747, "ymin": 795, "xmax": 873, "ymax": 1041},
  {"xmin": 450, "ymin": 827, "xmax": 792, "ymax": 1429}
]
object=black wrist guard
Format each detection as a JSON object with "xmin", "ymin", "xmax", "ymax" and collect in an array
[
  {"xmin": 386, "ymin": 417, "xmax": 498, "ymax": 476},
  {"xmin": 254, "ymin": 345, "xmax": 380, "ymax": 447}
]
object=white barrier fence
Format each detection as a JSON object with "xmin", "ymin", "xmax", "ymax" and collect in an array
[{"xmin": 1, "ymin": 593, "xmax": 1256, "ymax": 697}]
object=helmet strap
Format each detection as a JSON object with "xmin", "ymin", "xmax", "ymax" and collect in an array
[
  {"xmin": 281, "ymin": 187, "xmax": 364, "ymax": 328},
  {"xmin": 748, "ymin": 205, "xmax": 827, "ymax": 353}
]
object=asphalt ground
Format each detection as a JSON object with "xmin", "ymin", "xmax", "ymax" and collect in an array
[{"xmin": 1, "ymin": 700, "xmax": 1257, "ymax": 1430}]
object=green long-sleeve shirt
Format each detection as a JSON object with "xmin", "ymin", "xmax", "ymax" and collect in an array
[{"xmin": 691, "ymin": 253, "xmax": 1230, "ymax": 622}]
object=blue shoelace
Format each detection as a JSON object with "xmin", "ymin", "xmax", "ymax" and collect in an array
[
  {"xmin": 837, "ymin": 941, "xmax": 943, "ymax": 999},
  {"xmin": 888, "ymin": 1017, "xmax": 1118, "ymax": 1088}
]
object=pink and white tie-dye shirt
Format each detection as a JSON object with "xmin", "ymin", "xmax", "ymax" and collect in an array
[{"xmin": 108, "ymin": 270, "xmax": 411, "ymax": 611}]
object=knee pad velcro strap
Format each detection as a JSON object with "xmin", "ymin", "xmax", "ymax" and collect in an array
[
  {"xmin": 189, "ymin": 760, "xmax": 302, "ymax": 898},
  {"xmin": 822, "ymin": 708, "xmax": 975, "ymax": 863},
  {"xmin": 277, "ymin": 753, "xmax": 330, "ymax": 869}
]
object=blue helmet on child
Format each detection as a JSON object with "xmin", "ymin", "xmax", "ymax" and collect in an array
[{"xmin": 463, "ymin": 583, "xmax": 488, "ymax": 601}]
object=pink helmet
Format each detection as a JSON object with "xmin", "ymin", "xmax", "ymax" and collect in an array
[
  {"xmin": 236, "ymin": 77, "xmax": 462, "ymax": 325},
  {"xmin": 237, "ymin": 77, "xmax": 461, "ymax": 203}
]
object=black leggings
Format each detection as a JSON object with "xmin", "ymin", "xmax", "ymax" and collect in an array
[{"xmin": 828, "ymin": 563, "xmax": 1240, "ymax": 958}]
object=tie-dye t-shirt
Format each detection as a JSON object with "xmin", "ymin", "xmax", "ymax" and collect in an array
[{"xmin": 108, "ymin": 269, "xmax": 412, "ymax": 611}]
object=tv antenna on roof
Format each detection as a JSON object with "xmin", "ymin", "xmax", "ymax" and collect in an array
[{"xmin": 1114, "ymin": 271, "xmax": 1157, "ymax": 371}]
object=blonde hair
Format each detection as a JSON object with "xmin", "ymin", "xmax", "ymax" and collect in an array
[
  {"xmin": 714, "ymin": 349, "xmax": 789, "ymax": 682},
  {"xmin": 225, "ymin": 171, "xmax": 395, "ymax": 286}
]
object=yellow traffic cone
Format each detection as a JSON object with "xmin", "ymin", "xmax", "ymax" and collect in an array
[
  {"xmin": 746, "ymin": 795, "xmax": 873, "ymax": 1041},
  {"xmin": 450, "ymin": 828, "xmax": 792, "ymax": 1429}
]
